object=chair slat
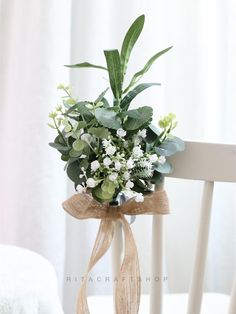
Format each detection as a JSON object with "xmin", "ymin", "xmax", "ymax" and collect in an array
[
  {"xmin": 150, "ymin": 215, "xmax": 164, "ymax": 314},
  {"xmin": 187, "ymin": 181, "xmax": 214, "ymax": 314},
  {"xmin": 228, "ymin": 274, "xmax": 236, "ymax": 314},
  {"xmin": 167, "ymin": 141, "xmax": 236, "ymax": 182}
]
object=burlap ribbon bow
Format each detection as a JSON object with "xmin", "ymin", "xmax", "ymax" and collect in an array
[{"xmin": 62, "ymin": 188, "xmax": 170, "ymax": 314}]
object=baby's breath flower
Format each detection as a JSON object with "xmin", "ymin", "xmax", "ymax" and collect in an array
[
  {"xmin": 114, "ymin": 161, "xmax": 122, "ymax": 171},
  {"xmin": 123, "ymin": 171, "xmax": 130, "ymax": 180},
  {"xmin": 102, "ymin": 139, "xmax": 110, "ymax": 148},
  {"xmin": 133, "ymin": 135, "xmax": 141, "ymax": 146},
  {"xmin": 103, "ymin": 157, "xmax": 112, "ymax": 167},
  {"xmin": 109, "ymin": 173, "xmax": 118, "ymax": 182},
  {"xmin": 86, "ymin": 178, "xmax": 96, "ymax": 188},
  {"xmin": 125, "ymin": 180, "xmax": 134, "ymax": 189},
  {"xmin": 116, "ymin": 128, "xmax": 127, "ymax": 138},
  {"xmin": 126, "ymin": 158, "xmax": 134, "ymax": 169},
  {"xmin": 135, "ymin": 193, "xmax": 144, "ymax": 202},
  {"xmin": 91, "ymin": 160, "xmax": 100, "ymax": 172},
  {"xmin": 138, "ymin": 129, "xmax": 147, "ymax": 138},
  {"xmin": 105, "ymin": 145, "xmax": 116, "ymax": 156},
  {"xmin": 132, "ymin": 146, "xmax": 143, "ymax": 158},
  {"xmin": 149, "ymin": 154, "xmax": 158, "ymax": 163}
]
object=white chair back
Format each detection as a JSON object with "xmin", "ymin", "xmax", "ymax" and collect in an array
[{"xmin": 112, "ymin": 141, "xmax": 236, "ymax": 314}]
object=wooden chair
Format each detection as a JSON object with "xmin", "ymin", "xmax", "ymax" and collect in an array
[{"xmin": 89, "ymin": 141, "xmax": 236, "ymax": 313}]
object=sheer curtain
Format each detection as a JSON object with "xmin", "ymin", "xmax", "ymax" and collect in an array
[{"xmin": 0, "ymin": 0, "xmax": 235, "ymax": 313}]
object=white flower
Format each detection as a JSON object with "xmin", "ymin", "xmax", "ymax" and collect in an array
[
  {"xmin": 115, "ymin": 161, "xmax": 122, "ymax": 171},
  {"xmin": 91, "ymin": 160, "xmax": 100, "ymax": 172},
  {"xmin": 86, "ymin": 178, "xmax": 96, "ymax": 188},
  {"xmin": 109, "ymin": 173, "xmax": 118, "ymax": 182},
  {"xmin": 158, "ymin": 156, "xmax": 166, "ymax": 164},
  {"xmin": 105, "ymin": 145, "xmax": 116, "ymax": 156},
  {"xmin": 126, "ymin": 158, "xmax": 134, "ymax": 169},
  {"xmin": 138, "ymin": 129, "xmax": 147, "ymax": 138},
  {"xmin": 123, "ymin": 171, "xmax": 130, "ymax": 180},
  {"xmin": 125, "ymin": 180, "xmax": 134, "ymax": 189},
  {"xmin": 103, "ymin": 157, "xmax": 112, "ymax": 167},
  {"xmin": 102, "ymin": 139, "xmax": 110, "ymax": 148},
  {"xmin": 116, "ymin": 128, "xmax": 127, "ymax": 138},
  {"xmin": 135, "ymin": 193, "xmax": 144, "ymax": 202},
  {"xmin": 132, "ymin": 146, "xmax": 143, "ymax": 158},
  {"xmin": 133, "ymin": 135, "xmax": 141, "ymax": 146},
  {"xmin": 149, "ymin": 154, "xmax": 158, "ymax": 163},
  {"xmin": 80, "ymin": 154, "xmax": 87, "ymax": 159},
  {"xmin": 77, "ymin": 184, "xmax": 85, "ymax": 193}
]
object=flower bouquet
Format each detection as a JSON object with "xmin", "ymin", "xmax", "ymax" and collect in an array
[{"xmin": 49, "ymin": 14, "xmax": 184, "ymax": 314}]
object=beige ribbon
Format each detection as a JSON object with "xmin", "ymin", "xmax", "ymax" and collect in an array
[{"xmin": 62, "ymin": 189, "xmax": 170, "ymax": 314}]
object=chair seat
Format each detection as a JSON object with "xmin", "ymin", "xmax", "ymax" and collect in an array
[
  {"xmin": 0, "ymin": 245, "xmax": 63, "ymax": 314},
  {"xmin": 88, "ymin": 293, "xmax": 230, "ymax": 314}
]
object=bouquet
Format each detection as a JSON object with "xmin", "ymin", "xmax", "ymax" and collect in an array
[{"xmin": 48, "ymin": 15, "xmax": 184, "ymax": 204}]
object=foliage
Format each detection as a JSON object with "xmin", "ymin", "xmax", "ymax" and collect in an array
[{"xmin": 48, "ymin": 15, "xmax": 184, "ymax": 203}]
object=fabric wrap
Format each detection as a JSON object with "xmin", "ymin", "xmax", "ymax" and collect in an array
[{"xmin": 62, "ymin": 188, "xmax": 170, "ymax": 314}]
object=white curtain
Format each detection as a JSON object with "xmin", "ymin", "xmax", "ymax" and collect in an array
[{"xmin": 0, "ymin": 0, "xmax": 236, "ymax": 313}]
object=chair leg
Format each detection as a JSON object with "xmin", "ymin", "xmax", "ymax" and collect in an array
[
  {"xmin": 150, "ymin": 215, "xmax": 164, "ymax": 314},
  {"xmin": 187, "ymin": 181, "xmax": 214, "ymax": 314}
]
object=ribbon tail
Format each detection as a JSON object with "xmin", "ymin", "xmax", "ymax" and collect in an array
[
  {"xmin": 115, "ymin": 214, "xmax": 141, "ymax": 314},
  {"xmin": 77, "ymin": 218, "xmax": 115, "ymax": 314}
]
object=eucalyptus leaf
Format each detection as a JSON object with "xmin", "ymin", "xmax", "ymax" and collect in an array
[
  {"xmin": 64, "ymin": 62, "xmax": 107, "ymax": 71},
  {"xmin": 66, "ymin": 161, "xmax": 84, "ymax": 185},
  {"xmin": 124, "ymin": 106, "xmax": 153, "ymax": 130},
  {"xmin": 154, "ymin": 161, "xmax": 172, "ymax": 174},
  {"xmin": 72, "ymin": 139, "xmax": 85, "ymax": 151},
  {"xmin": 121, "ymin": 83, "xmax": 160, "ymax": 110},
  {"xmin": 89, "ymin": 127, "xmax": 111, "ymax": 139},
  {"xmin": 124, "ymin": 46, "xmax": 173, "ymax": 93},
  {"xmin": 104, "ymin": 50, "xmax": 122, "ymax": 100},
  {"xmin": 94, "ymin": 108, "xmax": 122, "ymax": 129},
  {"xmin": 69, "ymin": 148, "xmax": 82, "ymax": 158},
  {"xmin": 155, "ymin": 136, "xmax": 185, "ymax": 156},
  {"xmin": 146, "ymin": 124, "xmax": 160, "ymax": 143},
  {"xmin": 120, "ymin": 15, "xmax": 145, "ymax": 77}
]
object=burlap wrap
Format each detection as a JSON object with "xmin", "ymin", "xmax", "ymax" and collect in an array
[{"xmin": 62, "ymin": 188, "xmax": 170, "ymax": 314}]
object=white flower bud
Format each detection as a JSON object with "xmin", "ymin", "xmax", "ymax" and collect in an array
[
  {"xmin": 132, "ymin": 146, "xmax": 143, "ymax": 158},
  {"xmin": 149, "ymin": 154, "xmax": 158, "ymax": 163},
  {"xmin": 123, "ymin": 171, "xmax": 130, "ymax": 180},
  {"xmin": 115, "ymin": 161, "xmax": 122, "ymax": 171},
  {"xmin": 138, "ymin": 129, "xmax": 147, "ymax": 138},
  {"xmin": 158, "ymin": 156, "xmax": 166, "ymax": 164},
  {"xmin": 126, "ymin": 159, "xmax": 134, "ymax": 169},
  {"xmin": 77, "ymin": 184, "xmax": 85, "ymax": 193}
]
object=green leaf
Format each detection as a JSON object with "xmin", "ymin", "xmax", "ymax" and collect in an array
[
  {"xmin": 101, "ymin": 97, "xmax": 110, "ymax": 108},
  {"xmin": 104, "ymin": 50, "xmax": 122, "ymax": 100},
  {"xmin": 80, "ymin": 158, "xmax": 89, "ymax": 170},
  {"xmin": 89, "ymin": 127, "xmax": 111, "ymax": 139},
  {"xmin": 120, "ymin": 15, "xmax": 145, "ymax": 77},
  {"xmin": 124, "ymin": 106, "xmax": 153, "ymax": 130},
  {"xmin": 93, "ymin": 185, "xmax": 113, "ymax": 201},
  {"xmin": 72, "ymin": 139, "xmax": 85, "ymax": 151},
  {"xmin": 66, "ymin": 161, "xmax": 84, "ymax": 185},
  {"xmin": 49, "ymin": 142, "xmax": 69, "ymax": 151},
  {"xmin": 146, "ymin": 124, "xmax": 160, "ymax": 143},
  {"xmin": 69, "ymin": 148, "xmax": 82, "ymax": 158},
  {"xmin": 154, "ymin": 161, "xmax": 172, "ymax": 174},
  {"xmin": 64, "ymin": 62, "xmax": 107, "ymax": 71},
  {"xmin": 155, "ymin": 136, "xmax": 185, "ymax": 156},
  {"xmin": 124, "ymin": 46, "xmax": 173, "ymax": 93},
  {"xmin": 94, "ymin": 87, "xmax": 109, "ymax": 104},
  {"xmin": 94, "ymin": 108, "xmax": 122, "ymax": 129},
  {"xmin": 121, "ymin": 83, "xmax": 160, "ymax": 110}
]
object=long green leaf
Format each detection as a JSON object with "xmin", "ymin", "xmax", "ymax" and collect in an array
[
  {"xmin": 124, "ymin": 106, "xmax": 153, "ymax": 130},
  {"xmin": 94, "ymin": 87, "xmax": 109, "ymax": 104},
  {"xmin": 104, "ymin": 50, "xmax": 122, "ymax": 100},
  {"xmin": 124, "ymin": 46, "xmax": 173, "ymax": 93},
  {"xmin": 64, "ymin": 62, "xmax": 107, "ymax": 70},
  {"xmin": 120, "ymin": 15, "xmax": 145, "ymax": 77},
  {"xmin": 121, "ymin": 83, "xmax": 160, "ymax": 110}
]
